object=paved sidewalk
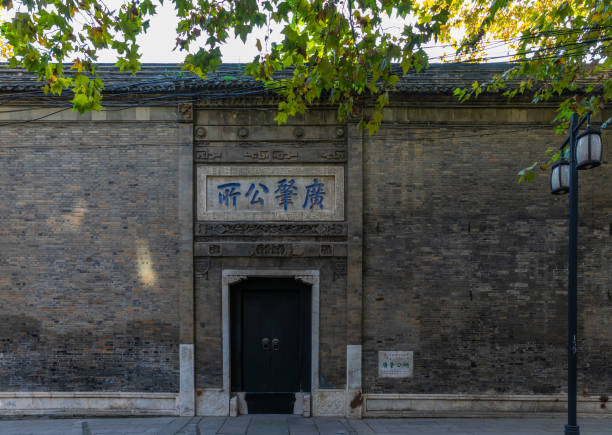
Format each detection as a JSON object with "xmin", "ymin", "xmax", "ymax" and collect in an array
[{"xmin": 0, "ymin": 415, "xmax": 610, "ymax": 435}]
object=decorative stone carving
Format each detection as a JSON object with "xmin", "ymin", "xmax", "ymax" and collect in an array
[
  {"xmin": 320, "ymin": 150, "xmax": 346, "ymax": 161},
  {"xmin": 178, "ymin": 103, "xmax": 193, "ymax": 122},
  {"xmin": 320, "ymin": 245, "xmax": 333, "ymax": 256},
  {"xmin": 195, "ymin": 222, "xmax": 347, "ymax": 237},
  {"xmin": 208, "ymin": 245, "xmax": 221, "ymax": 256},
  {"xmin": 195, "ymin": 126, "xmax": 207, "ymax": 139},
  {"xmin": 199, "ymin": 256, "xmax": 211, "ymax": 280},
  {"xmin": 333, "ymin": 261, "xmax": 347, "ymax": 281},
  {"xmin": 243, "ymin": 151, "xmax": 269, "ymax": 160},
  {"xmin": 237, "ymin": 127, "xmax": 249, "ymax": 138},
  {"xmin": 335, "ymin": 127, "xmax": 345, "ymax": 138},
  {"xmin": 272, "ymin": 151, "xmax": 298, "ymax": 160},
  {"xmin": 253, "ymin": 244, "xmax": 290, "ymax": 257},
  {"xmin": 293, "ymin": 127, "xmax": 305, "ymax": 138},
  {"xmin": 195, "ymin": 144, "xmax": 346, "ymax": 163},
  {"xmin": 195, "ymin": 150, "xmax": 222, "ymax": 161}
]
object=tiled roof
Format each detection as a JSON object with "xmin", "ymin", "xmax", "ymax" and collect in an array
[{"xmin": 0, "ymin": 62, "xmax": 517, "ymax": 96}]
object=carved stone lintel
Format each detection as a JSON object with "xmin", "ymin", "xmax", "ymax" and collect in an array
[
  {"xmin": 195, "ymin": 222, "xmax": 347, "ymax": 237},
  {"xmin": 195, "ymin": 242, "xmax": 347, "ymax": 257},
  {"xmin": 226, "ymin": 275, "xmax": 248, "ymax": 284},
  {"xmin": 295, "ymin": 275, "xmax": 317, "ymax": 285}
]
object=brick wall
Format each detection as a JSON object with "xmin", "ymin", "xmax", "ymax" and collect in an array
[
  {"xmin": 0, "ymin": 120, "xmax": 184, "ymax": 391},
  {"xmin": 362, "ymin": 105, "xmax": 612, "ymax": 395}
]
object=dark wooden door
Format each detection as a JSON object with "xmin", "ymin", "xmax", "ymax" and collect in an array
[{"xmin": 230, "ymin": 278, "xmax": 311, "ymax": 413}]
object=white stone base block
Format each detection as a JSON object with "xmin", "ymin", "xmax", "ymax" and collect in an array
[
  {"xmin": 303, "ymin": 394, "xmax": 311, "ymax": 417},
  {"xmin": 195, "ymin": 389, "xmax": 229, "ymax": 416},
  {"xmin": 229, "ymin": 396, "xmax": 238, "ymax": 417},
  {"xmin": 293, "ymin": 393, "xmax": 304, "ymax": 415},
  {"xmin": 236, "ymin": 392, "xmax": 248, "ymax": 415},
  {"xmin": 312, "ymin": 390, "xmax": 345, "ymax": 416},
  {"xmin": 0, "ymin": 392, "xmax": 177, "ymax": 416},
  {"xmin": 179, "ymin": 344, "xmax": 195, "ymax": 416},
  {"xmin": 363, "ymin": 394, "xmax": 612, "ymax": 417},
  {"xmin": 345, "ymin": 344, "xmax": 362, "ymax": 418}
]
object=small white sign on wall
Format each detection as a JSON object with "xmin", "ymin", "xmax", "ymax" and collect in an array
[{"xmin": 378, "ymin": 351, "xmax": 414, "ymax": 378}]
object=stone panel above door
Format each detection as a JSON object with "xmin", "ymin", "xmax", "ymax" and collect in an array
[{"xmin": 197, "ymin": 165, "xmax": 344, "ymax": 221}]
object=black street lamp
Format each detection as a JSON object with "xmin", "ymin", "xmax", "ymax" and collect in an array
[{"xmin": 550, "ymin": 112, "xmax": 603, "ymax": 435}]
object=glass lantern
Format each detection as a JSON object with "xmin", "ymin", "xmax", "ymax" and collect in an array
[
  {"xmin": 551, "ymin": 160, "xmax": 570, "ymax": 195},
  {"xmin": 576, "ymin": 128, "xmax": 603, "ymax": 170}
]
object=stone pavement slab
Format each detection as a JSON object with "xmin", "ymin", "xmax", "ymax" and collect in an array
[{"xmin": 0, "ymin": 416, "xmax": 610, "ymax": 435}]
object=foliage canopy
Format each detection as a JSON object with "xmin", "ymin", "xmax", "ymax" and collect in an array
[{"xmin": 1, "ymin": 0, "xmax": 611, "ymax": 177}]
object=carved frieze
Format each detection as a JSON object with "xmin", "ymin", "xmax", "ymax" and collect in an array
[
  {"xmin": 194, "ymin": 143, "xmax": 347, "ymax": 163},
  {"xmin": 320, "ymin": 150, "xmax": 346, "ymax": 160},
  {"xmin": 195, "ymin": 222, "xmax": 347, "ymax": 237},
  {"xmin": 271, "ymin": 151, "xmax": 298, "ymax": 161},
  {"xmin": 195, "ymin": 150, "xmax": 222, "ymax": 161},
  {"xmin": 194, "ymin": 242, "xmax": 347, "ymax": 257},
  {"xmin": 254, "ymin": 244, "xmax": 290, "ymax": 256},
  {"xmin": 244, "ymin": 150, "xmax": 269, "ymax": 160}
]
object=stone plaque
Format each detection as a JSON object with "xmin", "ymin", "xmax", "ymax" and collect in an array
[
  {"xmin": 197, "ymin": 165, "xmax": 344, "ymax": 221},
  {"xmin": 378, "ymin": 351, "xmax": 413, "ymax": 378}
]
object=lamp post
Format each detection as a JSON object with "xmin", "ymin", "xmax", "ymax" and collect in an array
[{"xmin": 550, "ymin": 112, "xmax": 603, "ymax": 435}]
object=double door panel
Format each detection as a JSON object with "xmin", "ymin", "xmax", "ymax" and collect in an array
[{"xmin": 230, "ymin": 278, "xmax": 311, "ymax": 412}]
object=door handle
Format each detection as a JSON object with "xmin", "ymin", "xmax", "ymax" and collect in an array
[
  {"xmin": 261, "ymin": 337, "xmax": 270, "ymax": 351},
  {"xmin": 272, "ymin": 338, "xmax": 280, "ymax": 351}
]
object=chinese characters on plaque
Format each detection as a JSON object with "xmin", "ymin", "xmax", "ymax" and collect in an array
[
  {"xmin": 197, "ymin": 166, "xmax": 344, "ymax": 221},
  {"xmin": 217, "ymin": 178, "xmax": 327, "ymax": 211},
  {"xmin": 378, "ymin": 351, "xmax": 414, "ymax": 378}
]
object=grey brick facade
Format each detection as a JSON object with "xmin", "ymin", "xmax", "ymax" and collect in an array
[{"xmin": 0, "ymin": 64, "xmax": 610, "ymax": 417}]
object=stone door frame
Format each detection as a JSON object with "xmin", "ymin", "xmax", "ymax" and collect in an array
[{"xmin": 221, "ymin": 270, "xmax": 320, "ymax": 403}]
